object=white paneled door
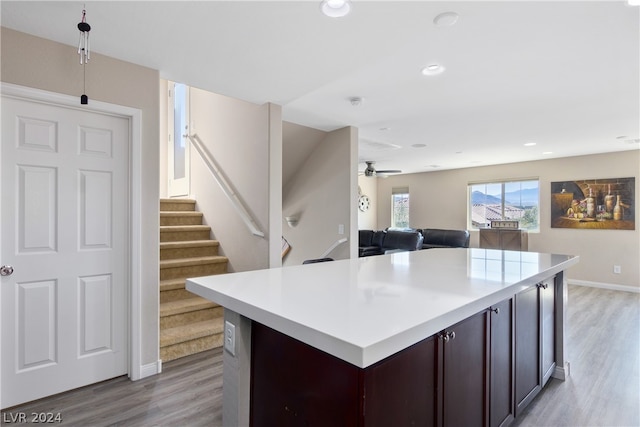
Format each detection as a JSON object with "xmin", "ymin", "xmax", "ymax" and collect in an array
[{"xmin": 1, "ymin": 96, "xmax": 129, "ymax": 408}]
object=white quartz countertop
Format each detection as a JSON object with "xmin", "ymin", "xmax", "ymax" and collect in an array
[{"xmin": 187, "ymin": 248, "xmax": 579, "ymax": 368}]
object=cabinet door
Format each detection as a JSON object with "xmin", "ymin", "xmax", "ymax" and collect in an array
[
  {"xmin": 514, "ymin": 285, "xmax": 541, "ymax": 415},
  {"xmin": 442, "ymin": 310, "xmax": 489, "ymax": 427},
  {"xmin": 490, "ymin": 299, "xmax": 514, "ymax": 427},
  {"xmin": 540, "ymin": 279, "xmax": 556, "ymax": 386},
  {"xmin": 250, "ymin": 322, "xmax": 361, "ymax": 427},
  {"xmin": 363, "ymin": 335, "xmax": 437, "ymax": 427}
]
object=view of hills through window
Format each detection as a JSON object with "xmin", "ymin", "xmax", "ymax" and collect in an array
[{"xmin": 470, "ymin": 180, "xmax": 539, "ymax": 230}]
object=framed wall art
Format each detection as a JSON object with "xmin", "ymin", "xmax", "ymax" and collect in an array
[{"xmin": 550, "ymin": 177, "xmax": 635, "ymax": 230}]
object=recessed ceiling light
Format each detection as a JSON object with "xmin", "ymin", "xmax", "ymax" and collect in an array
[
  {"xmin": 379, "ymin": 127, "xmax": 391, "ymax": 131},
  {"xmin": 542, "ymin": 151, "xmax": 553, "ymax": 155},
  {"xmin": 524, "ymin": 142, "xmax": 537, "ymax": 147},
  {"xmin": 433, "ymin": 12, "xmax": 459, "ymax": 27},
  {"xmin": 628, "ymin": 0, "xmax": 640, "ymax": 6},
  {"xmin": 616, "ymin": 135, "xmax": 628, "ymax": 139},
  {"xmin": 412, "ymin": 143, "xmax": 427, "ymax": 148},
  {"xmin": 349, "ymin": 96, "xmax": 363, "ymax": 106},
  {"xmin": 428, "ymin": 164, "xmax": 441, "ymax": 168},
  {"xmin": 421, "ymin": 64, "xmax": 445, "ymax": 76},
  {"xmin": 320, "ymin": 0, "xmax": 351, "ymax": 18},
  {"xmin": 455, "ymin": 151, "xmax": 463, "ymax": 154}
]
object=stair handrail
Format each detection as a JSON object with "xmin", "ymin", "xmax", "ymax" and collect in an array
[
  {"xmin": 320, "ymin": 237, "xmax": 348, "ymax": 258},
  {"xmin": 187, "ymin": 133, "xmax": 265, "ymax": 238}
]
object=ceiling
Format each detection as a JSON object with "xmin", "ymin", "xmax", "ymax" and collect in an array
[{"xmin": 2, "ymin": 1, "xmax": 639, "ymax": 175}]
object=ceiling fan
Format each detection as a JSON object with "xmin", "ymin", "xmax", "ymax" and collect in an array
[{"xmin": 360, "ymin": 161, "xmax": 402, "ymax": 178}]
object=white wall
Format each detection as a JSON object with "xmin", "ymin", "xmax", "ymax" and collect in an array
[
  {"xmin": 357, "ymin": 175, "xmax": 378, "ymax": 230},
  {"xmin": 1, "ymin": 28, "xmax": 161, "ymax": 365},
  {"xmin": 376, "ymin": 151, "xmax": 640, "ymax": 290},
  {"xmin": 188, "ymin": 87, "xmax": 277, "ymax": 272},
  {"xmin": 282, "ymin": 126, "xmax": 358, "ymax": 266}
]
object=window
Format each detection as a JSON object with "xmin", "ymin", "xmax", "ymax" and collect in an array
[
  {"xmin": 391, "ymin": 187, "xmax": 410, "ymax": 228},
  {"xmin": 469, "ymin": 179, "xmax": 539, "ymax": 231}
]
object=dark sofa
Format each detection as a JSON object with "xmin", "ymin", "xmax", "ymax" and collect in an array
[
  {"xmin": 358, "ymin": 229, "xmax": 423, "ymax": 257},
  {"xmin": 417, "ymin": 228, "xmax": 470, "ymax": 250},
  {"xmin": 359, "ymin": 228, "xmax": 469, "ymax": 256}
]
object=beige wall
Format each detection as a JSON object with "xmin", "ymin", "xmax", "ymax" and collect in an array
[
  {"xmin": 377, "ymin": 151, "xmax": 640, "ymax": 290},
  {"xmin": 283, "ymin": 127, "xmax": 357, "ymax": 266},
  {"xmin": 188, "ymin": 87, "xmax": 276, "ymax": 272},
  {"xmin": 1, "ymin": 28, "xmax": 161, "ymax": 365}
]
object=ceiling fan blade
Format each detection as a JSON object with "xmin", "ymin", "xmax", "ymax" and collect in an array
[{"xmin": 376, "ymin": 169, "xmax": 402, "ymax": 174}]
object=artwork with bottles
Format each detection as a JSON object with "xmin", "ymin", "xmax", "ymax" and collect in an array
[{"xmin": 550, "ymin": 178, "xmax": 635, "ymax": 230}]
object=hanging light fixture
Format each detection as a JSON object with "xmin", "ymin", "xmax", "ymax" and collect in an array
[{"xmin": 77, "ymin": 7, "xmax": 91, "ymax": 104}]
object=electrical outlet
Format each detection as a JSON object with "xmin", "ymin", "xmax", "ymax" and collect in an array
[
  {"xmin": 338, "ymin": 224, "xmax": 345, "ymax": 235},
  {"xmin": 224, "ymin": 321, "xmax": 236, "ymax": 356},
  {"xmin": 613, "ymin": 265, "xmax": 622, "ymax": 274}
]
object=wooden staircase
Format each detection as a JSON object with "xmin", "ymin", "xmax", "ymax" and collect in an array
[{"xmin": 160, "ymin": 198, "xmax": 228, "ymax": 362}]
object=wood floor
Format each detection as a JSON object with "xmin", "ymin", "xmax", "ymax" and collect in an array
[
  {"xmin": 2, "ymin": 285, "xmax": 638, "ymax": 426},
  {"xmin": 512, "ymin": 285, "xmax": 640, "ymax": 427},
  {"xmin": 1, "ymin": 349, "xmax": 223, "ymax": 426}
]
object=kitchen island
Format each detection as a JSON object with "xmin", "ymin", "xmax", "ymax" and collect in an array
[{"xmin": 187, "ymin": 248, "xmax": 578, "ymax": 427}]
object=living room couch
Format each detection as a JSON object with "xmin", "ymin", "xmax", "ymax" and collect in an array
[
  {"xmin": 359, "ymin": 228, "xmax": 469, "ymax": 257},
  {"xmin": 358, "ymin": 229, "xmax": 423, "ymax": 257},
  {"xmin": 417, "ymin": 228, "xmax": 470, "ymax": 250}
]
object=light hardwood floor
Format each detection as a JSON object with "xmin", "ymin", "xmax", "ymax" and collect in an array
[
  {"xmin": 2, "ymin": 285, "xmax": 638, "ymax": 426},
  {"xmin": 512, "ymin": 285, "xmax": 640, "ymax": 427}
]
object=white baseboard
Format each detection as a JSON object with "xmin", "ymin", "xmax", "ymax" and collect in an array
[
  {"xmin": 567, "ymin": 279, "xmax": 639, "ymax": 293},
  {"xmin": 136, "ymin": 360, "xmax": 162, "ymax": 380},
  {"xmin": 552, "ymin": 362, "xmax": 570, "ymax": 380}
]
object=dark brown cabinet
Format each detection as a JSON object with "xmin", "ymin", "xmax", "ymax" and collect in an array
[
  {"xmin": 250, "ymin": 322, "xmax": 362, "ymax": 427},
  {"xmin": 489, "ymin": 298, "xmax": 514, "ymax": 427},
  {"xmin": 439, "ymin": 310, "xmax": 490, "ymax": 427},
  {"xmin": 363, "ymin": 335, "xmax": 438, "ymax": 427},
  {"xmin": 250, "ymin": 281, "xmax": 555, "ymax": 427},
  {"xmin": 540, "ymin": 279, "xmax": 556, "ymax": 385},
  {"xmin": 514, "ymin": 277, "xmax": 556, "ymax": 416}
]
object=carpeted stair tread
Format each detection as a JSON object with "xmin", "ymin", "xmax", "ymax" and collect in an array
[
  {"xmin": 160, "ymin": 211, "xmax": 204, "ymax": 226},
  {"xmin": 160, "ymin": 334, "xmax": 223, "ymax": 362},
  {"xmin": 160, "ymin": 255, "xmax": 228, "ymax": 269},
  {"xmin": 160, "ymin": 240, "xmax": 219, "ymax": 249},
  {"xmin": 160, "ymin": 278, "xmax": 186, "ymax": 292},
  {"xmin": 160, "ymin": 318, "xmax": 224, "ymax": 347},
  {"xmin": 160, "ymin": 198, "xmax": 196, "ymax": 204},
  {"xmin": 160, "ymin": 225, "xmax": 211, "ymax": 232},
  {"xmin": 160, "ymin": 211, "xmax": 203, "ymax": 217},
  {"xmin": 160, "ymin": 198, "xmax": 197, "ymax": 212},
  {"xmin": 160, "ymin": 296, "xmax": 219, "ymax": 317},
  {"xmin": 158, "ymin": 197, "xmax": 227, "ymax": 361}
]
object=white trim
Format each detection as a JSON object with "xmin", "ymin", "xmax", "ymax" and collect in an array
[
  {"xmin": 140, "ymin": 360, "xmax": 163, "ymax": 379},
  {"xmin": 552, "ymin": 362, "xmax": 570, "ymax": 381},
  {"xmin": 567, "ymin": 278, "xmax": 640, "ymax": 293},
  {"xmin": 0, "ymin": 82, "xmax": 145, "ymax": 382},
  {"xmin": 321, "ymin": 238, "xmax": 348, "ymax": 258}
]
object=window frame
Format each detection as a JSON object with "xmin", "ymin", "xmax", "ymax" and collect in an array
[
  {"xmin": 391, "ymin": 187, "xmax": 410, "ymax": 229},
  {"xmin": 468, "ymin": 178, "xmax": 540, "ymax": 232}
]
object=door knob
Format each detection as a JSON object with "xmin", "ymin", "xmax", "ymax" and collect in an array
[{"xmin": 1, "ymin": 265, "xmax": 14, "ymax": 276}]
